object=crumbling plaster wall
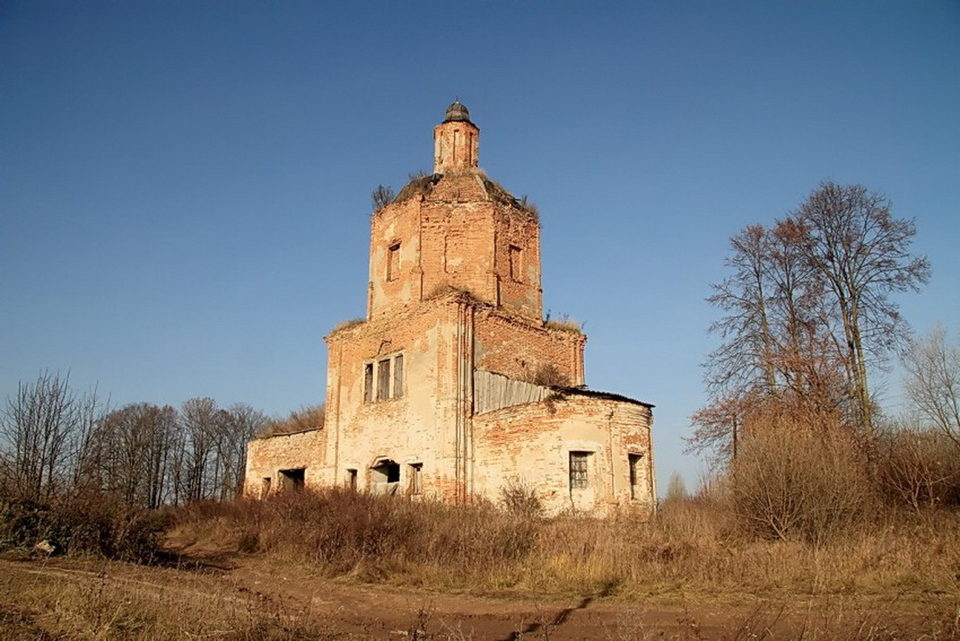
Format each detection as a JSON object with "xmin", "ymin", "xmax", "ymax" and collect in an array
[
  {"xmin": 244, "ymin": 429, "xmax": 327, "ymax": 496},
  {"xmin": 324, "ymin": 295, "xmax": 469, "ymax": 500},
  {"xmin": 472, "ymin": 395, "xmax": 655, "ymax": 516}
]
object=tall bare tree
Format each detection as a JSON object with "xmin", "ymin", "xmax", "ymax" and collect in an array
[
  {"xmin": 692, "ymin": 183, "xmax": 926, "ymax": 460},
  {"xmin": 903, "ymin": 326, "xmax": 960, "ymax": 449},
  {"xmin": 180, "ymin": 397, "xmax": 222, "ymax": 502},
  {"xmin": 215, "ymin": 403, "xmax": 266, "ymax": 500},
  {"xmin": 792, "ymin": 182, "xmax": 930, "ymax": 435}
]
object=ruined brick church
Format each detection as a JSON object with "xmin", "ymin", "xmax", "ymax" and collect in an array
[{"xmin": 245, "ymin": 102, "xmax": 656, "ymax": 515}]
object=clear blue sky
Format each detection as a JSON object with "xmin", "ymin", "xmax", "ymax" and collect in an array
[{"xmin": 2, "ymin": 1, "xmax": 958, "ymax": 490}]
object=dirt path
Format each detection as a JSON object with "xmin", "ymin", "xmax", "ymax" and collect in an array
[{"xmin": 0, "ymin": 556, "xmax": 953, "ymax": 640}]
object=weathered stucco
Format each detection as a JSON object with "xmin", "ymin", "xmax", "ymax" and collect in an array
[{"xmin": 244, "ymin": 104, "xmax": 656, "ymax": 516}]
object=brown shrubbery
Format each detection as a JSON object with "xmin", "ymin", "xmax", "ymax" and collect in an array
[
  {"xmin": 729, "ymin": 425, "xmax": 876, "ymax": 543},
  {"xmin": 0, "ymin": 489, "xmax": 168, "ymax": 562},
  {"xmin": 167, "ymin": 482, "xmax": 959, "ymax": 597}
]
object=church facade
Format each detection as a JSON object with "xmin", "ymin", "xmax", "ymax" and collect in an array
[{"xmin": 244, "ymin": 103, "xmax": 656, "ymax": 515}]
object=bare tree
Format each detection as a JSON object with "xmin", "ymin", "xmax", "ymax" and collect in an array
[
  {"xmin": 215, "ymin": 403, "xmax": 266, "ymax": 500},
  {"xmin": 692, "ymin": 218, "xmax": 845, "ymax": 460},
  {"xmin": 903, "ymin": 326, "xmax": 960, "ymax": 449},
  {"xmin": 665, "ymin": 472, "xmax": 688, "ymax": 501},
  {"xmin": 792, "ymin": 182, "xmax": 930, "ymax": 435},
  {"xmin": 0, "ymin": 372, "xmax": 104, "ymax": 501},
  {"xmin": 180, "ymin": 397, "xmax": 222, "ymax": 502},
  {"xmin": 703, "ymin": 225, "xmax": 778, "ymax": 397},
  {"xmin": 371, "ymin": 184, "xmax": 394, "ymax": 211},
  {"xmin": 91, "ymin": 403, "xmax": 178, "ymax": 508}
]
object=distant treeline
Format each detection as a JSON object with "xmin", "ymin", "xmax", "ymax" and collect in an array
[{"xmin": 0, "ymin": 371, "xmax": 266, "ymax": 508}]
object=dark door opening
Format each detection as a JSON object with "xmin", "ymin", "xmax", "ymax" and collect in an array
[
  {"xmin": 371, "ymin": 459, "xmax": 400, "ymax": 494},
  {"xmin": 279, "ymin": 468, "xmax": 305, "ymax": 491}
]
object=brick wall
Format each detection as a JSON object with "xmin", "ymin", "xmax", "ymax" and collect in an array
[
  {"xmin": 472, "ymin": 394, "xmax": 655, "ymax": 516},
  {"xmin": 244, "ymin": 428, "xmax": 328, "ymax": 496}
]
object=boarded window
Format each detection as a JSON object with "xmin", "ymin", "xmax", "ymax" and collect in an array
[
  {"xmin": 393, "ymin": 354, "xmax": 404, "ymax": 398},
  {"xmin": 377, "ymin": 359, "xmax": 391, "ymax": 401},
  {"xmin": 509, "ymin": 245, "xmax": 523, "ymax": 281},
  {"xmin": 409, "ymin": 463, "xmax": 422, "ymax": 495},
  {"xmin": 346, "ymin": 469, "xmax": 358, "ymax": 491},
  {"xmin": 629, "ymin": 453, "xmax": 644, "ymax": 500},
  {"xmin": 387, "ymin": 243, "xmax": 400, "ymax": 281},
  {"xmin": 569, "ymin": 451, "xmax": 590, "ymax": 490},
  {"xmin": 364, "ymin": 363, "xmax": 374, "ymax": 403}
]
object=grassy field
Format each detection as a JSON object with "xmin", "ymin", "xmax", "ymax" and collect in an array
[{"xmin": 0, "ymin": 489, "xmax": 957, "ymax": 640}]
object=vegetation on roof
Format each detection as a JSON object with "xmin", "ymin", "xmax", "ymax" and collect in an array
[
  {"xmin": 331, "ymin": 317, "xmax": 365, "ymax": 333},
  {"xmin": 392, "ymin": 171, "xmax": 441, "ymax": 205},
  {"xmin": 371, "ymin": 184, "xmax": 395, "ymax": 211},
  {"xmin": 255, "ymin": 404, "xmax": 325, "ymax": 439},
  {"xmin": 375, "ymin": 170, "xmax": 539, "ymax": 220},
  {"xmin": 479, "ymin": 174, "xmax": 539, "ymax": 220},
  {"xmin": 544, "ymin": 312, "xmax": 582, "ymax": 334}
]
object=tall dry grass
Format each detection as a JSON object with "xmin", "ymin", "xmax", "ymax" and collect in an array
[{"xmin": 167, "ymin": 487, "xmax": 959, "ymax": 598}]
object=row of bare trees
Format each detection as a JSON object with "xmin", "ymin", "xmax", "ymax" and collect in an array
[
  {"xmin": 0, "ymin": 372, "xmax": 265, "ymax": 507},
  {"xmin": 690, "ymin": 182, "xmax": 932, "ymax": 459}
]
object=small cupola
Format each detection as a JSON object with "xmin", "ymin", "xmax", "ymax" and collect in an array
[
  {"xmin": 443, "ymin": 100, "xmax": 471, "ymax": 123},
  {"xmin": 434, "ymin": 101, "xmax": 479, "ymax": 174}
]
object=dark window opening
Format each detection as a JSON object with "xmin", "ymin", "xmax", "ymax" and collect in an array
[
  {"xmin": 387, "ymin": 243, "xmax": 401, "ymax": 281},
  {"xmin": 569, "ymin": 451, "xmax": 590, "ymax": 490},
  {"xmin": 371, "ymin": 459, "xmax": 401, "ymax": 495},
  {"xmin": 377, "ymin": 359, "xmax": 391, "ymax": 401},
  {"xmin": 629, "ymin": 453, "xmax": 644, "ymax": 500},
  {"xmin": 509, "ymin": 245, "xmax": 523, "ymax": 281},
  {"xmin": 347, "ymin": 468, "xmax": 358, "ymax": 491},
  {"xmin": 261, "ymin": 477, "xmax": 271, "ymax": 498},
  {"xmin": 393, "ymin": 354, "xmax": 404, "ymax": 398},
  {"xmin": 279, "ymin": 468, "xmax": 305, "ymax": 492},
  {"xmin": 364, "ymin": 363, "xmax": 374, "ymax": 403},
  {"xmin": 409, "ymin": 463, "xmax": 422, "ymax": 495}
]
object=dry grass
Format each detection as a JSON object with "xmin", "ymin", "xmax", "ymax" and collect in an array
[
  {"xmin": 330, "ymin": 317, "xmax": 365, "ymax": 334},
  {"xmin": 544, "ymin": 314, "xmax": 582, "ymax": 334},
  {"xmin": 166, "ymin": 488, "xmax": 960, "ymax": 599},
  {"xmin": 0, "ymin": 559, "xmax": 342, "ymax": 640}
]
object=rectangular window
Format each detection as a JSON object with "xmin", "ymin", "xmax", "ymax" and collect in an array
[
  {"xmin": 377, "ymin": 358, "xmax": 391, "ymax": 401},
  {"xmin": 387, "ymin": 242, "xmax": 401, "ymax": 281},
  {"xmin": 393, "ymin": 354, "xmax": 404, "ymax": 398},
  {"xmin": 509, "ymin": 245, "xmax": 523, "ymax": 281},
  {"xmin": 364, "ymin": 363, "xmax": 374, "ymax": 403},
  {"xmin": 629, "ymin": 454, "xmax": 643, "ymax": 500},
  {"xmin": 347, "ymin": 469, "xmax": 358, "ymax": 491},
  {"xmin": 261, "ymin": 477, "xmax": 271, "ymax": 499},
  {"xmin": 569, "ymin": 451, "xmax": 590, "ymax": 490},
  {"xmin": 409, "ymin": 463, "xmax": 422, "ymax": 495}
]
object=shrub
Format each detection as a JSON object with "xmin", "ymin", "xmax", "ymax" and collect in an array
[
  {"xmin": 0, "ymin": 490, "xmax": 169, "ymax": 561},
  {"xmin": 499, "ymin": 478, "xmax": 544, "ymax": 519},
  {"xmin": 876, "ymin": 426, "xmax": 960, "ymax": 510},
  {"xmin": 729, "ymin": 424, "xmax": 875, "ymax": 544}
]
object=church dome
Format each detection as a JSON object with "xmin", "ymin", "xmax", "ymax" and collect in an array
[{"xmin": 443, "ymin": 100, "xmax": 471, "ymax": 123}]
